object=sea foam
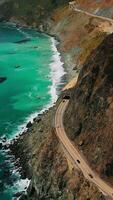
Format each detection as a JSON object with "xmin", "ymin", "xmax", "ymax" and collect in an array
[
  {"xmin": 9, "ymin": 36, "xmax": 66, "ymax": 194},
  {"xmin": 49, "ymin": 37, "xmax": 66, "ymax": 103},
  {"xmin": 10, "ymin": 36, "xmax": 66, "ymax": 140}
]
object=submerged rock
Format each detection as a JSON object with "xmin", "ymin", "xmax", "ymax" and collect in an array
[
  {"xmin": 15, "ymin": 39, "xmax": 30, "ymax": 44},
  {"xmin": 15, "ymin": 65, "xmax": 21, "ymax": 68},
  {"xmin": 0, "ymin": 77, "xmax": 7, "ymax": 83},
  {"xmin": 33, "ymin": 46, "xmax": 38, "ymax": 49}
]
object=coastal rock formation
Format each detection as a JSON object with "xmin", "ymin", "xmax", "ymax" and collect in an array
[
  {"xmin": 1, "ymin": 0, "xmax": 113, "ymax": 199},
  {"xmin": 64, "ymin": 33, "xmax": 113, "ymax": 185},
  {"xmin": 0, "ymin": 0, "xmax": 70, "ymax": 24},
  {"xmin": 10, "ymin": 105, "xmax": 106, "ymax": 200},
  {"xmin": 26, "ymin": 121, "xmax": 32, "ymax": 129}
]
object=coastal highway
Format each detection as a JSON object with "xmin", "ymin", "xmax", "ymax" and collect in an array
[
  {"xmin": 55, "ymin": 99, "xmax": 113, "ymax": 199},
  {"xmin": 69, "ymin": 1, "xmax": 113, "ymax": 24}
]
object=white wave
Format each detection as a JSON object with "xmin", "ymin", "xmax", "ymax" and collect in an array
[
  {"xmin": 7, "ymin": 35, "xmax": 66, "ymax": 195},
  {"xmin": 15, "ymin": 178, "xmax": 30, "ymax": 192},
  {"xmin": 49, "ymin": 37, "xmax": 66, "ymax": 104},
  {"xmin": 8, "ymin": 36, "xmax": 66, "ymax": 141},
  {"xmin": 9, "ymin": 103, "xmax": 52, "ymax": 140},
  {"xmin": 17, "ymin": 27, "xmax": 31, "ymax": 39}
]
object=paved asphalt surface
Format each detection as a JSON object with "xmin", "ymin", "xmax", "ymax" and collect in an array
[{"xmin": 55, "ymin": 99, "xmax": 113, "ymax": 199}]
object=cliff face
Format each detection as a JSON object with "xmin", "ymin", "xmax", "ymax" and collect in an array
[
  {"xmin": 49, "ymin": 7, "xmax": 108, "ymax": 78},
  {"xmin": 1, "ymin": 0, "xmax": 113, "ymax": 199},
  {"xmin": 0, "ymin": 0, "xmax": 70, "ymax": 25},
  {"xmin": 1, "ymin": 0, "xmax": 113, "ymax": 21},
  {"xmin": 72, "ymin": 0, "xmax": 113, "ymax": 18},
  {"xmin": 65, "ymin": 33, "xmax": 113, "ymax": 185},
  {"xmin": 11, "ymin": 104, "xmax": 106, "ymax": 200}
]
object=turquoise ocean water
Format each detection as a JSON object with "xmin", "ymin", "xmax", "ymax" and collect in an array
[{"xmin": 0, "ymin": 23, "xmax": 65, "ymax": 200}]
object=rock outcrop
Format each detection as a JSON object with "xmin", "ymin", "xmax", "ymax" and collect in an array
[
  {"xmin": 1, "ymin": 0, "xmax": 113, "ymax": 199},
  {"xmin": 0, "ymin": 0, "xmax": 70, "ymax": 24},
  {"xmin": 65, "ymin": 33, "xmax": 113, "ymax": 185},
  {"xmin": 10, "ymin": 104, "xmax": 106, "ymax": 200}
]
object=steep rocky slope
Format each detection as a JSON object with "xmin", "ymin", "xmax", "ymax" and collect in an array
[
  {"xmin": 72, "ymin": 0, "xmax": 113, "ymax": 18},
  {"xmin": 64, "ymin": 33, "xmax": 113, "ymax": 186},
  {"xmin": 0, "ymin": 0, "xmax": 70, "ymax": 25},
  {"xmin": 1, "ymin": 0, "xmax": 113, "ymax": 199},
  {"xmin": 17, "ymin": 31, "xmax": 113, "ymax": 200},
  {"xmin": 10, "ymin": 103, "xmax": 106, "ymax": 200},
  {"xmin": 49, "ymin": 6, "xmax": 109, "ymax": 78}
]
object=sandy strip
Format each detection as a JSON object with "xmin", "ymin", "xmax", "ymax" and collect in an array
[{"xmin": 62, "ymin": 77, "xmax": 78, "ymax": 91}]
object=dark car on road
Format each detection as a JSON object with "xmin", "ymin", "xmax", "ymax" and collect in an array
[
  {"xmin": 62, "ymin": 95, "xmax": 70, "ymax": 100},
  {"xmin": 89, "ymin": 174, "xmax": 93, "ymax": 179}
]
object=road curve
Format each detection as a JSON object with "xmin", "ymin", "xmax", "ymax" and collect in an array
[
  {"xmin": 69, "ymin": 1, "xmax": 113, "ymax": 23},
  {"xmin": 55, "ymin": 100, "xmax": 113, "ymax": 199}
]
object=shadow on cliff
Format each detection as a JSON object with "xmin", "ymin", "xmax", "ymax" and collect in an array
[{"xmin": 64, "ymin": 32, "xmax": 113, "ymax": 185}]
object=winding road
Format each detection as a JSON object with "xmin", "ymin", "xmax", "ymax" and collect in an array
[
  {"xmin": 69, "ymin": 1, "xmax": 113, "ymax": 24},
  {"xmin": 55, "ymin": 99, "xmax": 113, "ymax": 199},
  {"xmin": 54, "ymin": 2, "xmax": 113, "ymax": 198}
]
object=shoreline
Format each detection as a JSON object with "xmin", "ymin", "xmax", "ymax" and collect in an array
[
  {"xmin": 0, "ymin": 19, "xmax": 78, "ymax": 199},
  {"xmin": 4, "ymin": 27, "xmax": 67, "ymax": 142},
  {"xmin": 1, "ymin": 24, "xmax": 70, "ymax": 198},
  {"xmin": 1, "ymin": 2, "xmax": 112, "ymax": 199},
  {"xmin": 5, "ymin": 20, "xmax": 77, "ymax": 81}
]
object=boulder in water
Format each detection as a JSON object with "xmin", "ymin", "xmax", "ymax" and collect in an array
[
  {"xmin": 0, "ymin": 77, "xmax": 7, "ymax": 83},
  {"xmin": 15, "ymin": 38, "xmax": 30, "ymax": 44},
  {"xmin": 26, "ymin": 121, "xmax": 32, "ymax": 128},
  {"xmin": 15, "ymin": 65, "xmax": 21, "ymax": 68},
  {"xmin": 2, "ymin": 136, "xmax": 7, "ymax": 142}
]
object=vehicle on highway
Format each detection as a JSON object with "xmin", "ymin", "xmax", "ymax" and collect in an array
[
  {"xmin": 77, "ymin": 159, "xmax": 80, "ymax": 164},
  {"xmin": 62, "ymin": 95, "xmax": 70, "ymax": 100},
  {"xmin": 89, "ymin": 174, "xmax": 93, "ymax": 179}
]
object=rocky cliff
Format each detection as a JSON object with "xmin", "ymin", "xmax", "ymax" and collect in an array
[
  {"xmin": 64, "ymin": 32, "xmax": 113, "ymax": 186},
  {"xmin": 10, "ymin": 102, "xmax": 106, "ymax": 200},
  {"xmin": 0, "ymin": 0, "xmax": 70, "ymax": 25},
  {"xmin": 72, "ymin": 0, "xmax": 113, "ymax": 19},
  {"xmin": 1, "ymin": 0, "xmax": 113, "ymax": 199}
]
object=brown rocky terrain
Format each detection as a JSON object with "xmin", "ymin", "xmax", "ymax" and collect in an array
[
  {"xmin": 72, "ymin": 0, "xmax": 113, "ymax": 18},
  {"xmin": 64, "ymin": 33, "xmax": 113, "ymax": 186},
  {"xmin": 10, "ymin": 102, "xmax": 106, "ymax": 200},
  {"xmin": 1, "ymin": 0, "xmax": 113, "ymax": 199},
  {"xmin": 49, "ymin": 6, "xmax": 109, "ymax": 78}
]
